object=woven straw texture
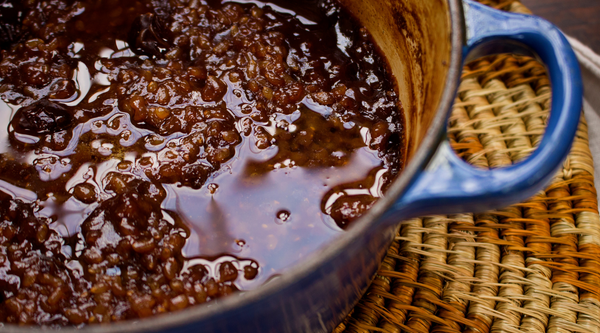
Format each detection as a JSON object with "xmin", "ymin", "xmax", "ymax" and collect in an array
[{"xmin": 334, "ymin": 1, "xmax": 600, "ymax": 333}]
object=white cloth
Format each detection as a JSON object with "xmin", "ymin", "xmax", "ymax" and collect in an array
[
  {"xmin": 478, "ymin": 37, "xmax": 600, "ymax": 201},
  {"xmin": 568, "ymin": 36, "xmax": 600, "ymax": 202}
]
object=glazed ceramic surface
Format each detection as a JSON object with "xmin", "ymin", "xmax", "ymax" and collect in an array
[{"xmin": 2, "ymin": 0, "xmax": 581, "ymax": 332}]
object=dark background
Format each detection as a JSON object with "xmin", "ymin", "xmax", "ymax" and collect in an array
[{"xmin": 521, "ymin": 0, "xmax": 600, "ymax": 54}]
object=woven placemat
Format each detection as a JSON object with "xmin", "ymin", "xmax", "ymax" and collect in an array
[{"xmin": 334, "ymin": 1, "xmax": 600, "ymax": 333}]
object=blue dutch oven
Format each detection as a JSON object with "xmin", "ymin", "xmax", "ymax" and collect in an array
[{"xmin": 4, "ymin": 0, "xmax": 582, "ymax": 332}]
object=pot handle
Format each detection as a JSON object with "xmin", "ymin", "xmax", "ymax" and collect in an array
[{"xmin": 385, "ymin": 0, "xmax": 582, "ymax": 221}]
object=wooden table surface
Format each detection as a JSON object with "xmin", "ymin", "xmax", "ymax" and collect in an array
[{"xmin": 521, "ymin": 0, "xmax": 600, "ymax": 54}]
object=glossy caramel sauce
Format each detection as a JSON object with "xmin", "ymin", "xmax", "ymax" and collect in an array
[{"xmin": 0, "ymin": 0, "xmax": 404, "ymax": 325}]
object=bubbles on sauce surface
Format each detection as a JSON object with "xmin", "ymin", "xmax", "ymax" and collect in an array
[
  {"xmin": 275, "ymin": 209, "xmax": 291, "ymax": 224},
  {"xmin": 207, "ymin": 183, "xmax": 219, "ymax": 194},
  {"xmin": 0, "ymin": 0, "xmax": 404, "ymax": 326}
]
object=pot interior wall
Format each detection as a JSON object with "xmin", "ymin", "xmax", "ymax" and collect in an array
[{"xmin": 338, "ymin": 0, "xmax": 453, "ymax": 165}]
